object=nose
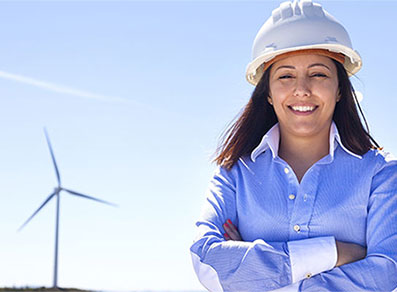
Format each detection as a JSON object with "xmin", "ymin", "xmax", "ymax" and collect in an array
[{"xmin": 293, "ymin": 76, "xmax": 311, "ymax": 97}]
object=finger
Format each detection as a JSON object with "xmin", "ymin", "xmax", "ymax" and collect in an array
[
  {"xmin": 223, "ymin": 223, "xmax": 238, "ymax": 240},
  {"xmin": 226, "ymin": 219, "xmax": 242, "ymax": 240},
  {"xmin": 223, "ymin": 220, "xmax": 242, "ymax": 241},
  {"xmin": 223, "ymin": 220, "xmax": 238, "ymax": 237},
  {"xmin": 226, "ymin": 219, "xmax": 238, "ymax": 233},
  {"xmin": 223, "ymin": 233, "xmax": 231, "ymax": 241}
]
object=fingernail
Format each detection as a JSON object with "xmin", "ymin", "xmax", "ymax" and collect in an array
[{"xmin": 227, "ymin": 219, "xmax": 233, "ymax": 225}]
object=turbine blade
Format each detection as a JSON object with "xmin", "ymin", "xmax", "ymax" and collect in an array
[
  {"xmin": 44, "ymin": 128, "xmax": 61, "ymax": 187},
  {"xmin": 18, "ymin": 191, "xmax": 57, "ymax": 232},
  {"xmin": 62, "ymin": 188, "xmax": 118, "ymax": 207}
]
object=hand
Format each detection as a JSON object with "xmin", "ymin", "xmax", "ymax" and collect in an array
[
  {"xmin": 335, "ymin": 240, "xmax": 367, "ymax": 267},
  {"xmin": 223, "ymin": 219, "xmax": 242, "ymax": 241}
]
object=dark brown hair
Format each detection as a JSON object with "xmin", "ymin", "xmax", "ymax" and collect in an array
[{"xmin": 214, "ymin": 60, "xmax": 380, "ymax": 169}]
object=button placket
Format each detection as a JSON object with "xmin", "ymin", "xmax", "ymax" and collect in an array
[
  {"xmin": 287, "ymin": 184, "xmax": 298, "ymax": 219},
  {"xmin": 289, "ymin": 191, "xmax": 314, "ymax": 239}
]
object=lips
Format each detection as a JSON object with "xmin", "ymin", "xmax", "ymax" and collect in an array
[{"xmin": 288, "ymin": 105, "xmax": 318, "ymax": 114}]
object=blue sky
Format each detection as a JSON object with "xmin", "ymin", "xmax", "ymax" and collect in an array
[{"xmin": 0, "ymin": 1, "xmax": 396, "ymax": 291}]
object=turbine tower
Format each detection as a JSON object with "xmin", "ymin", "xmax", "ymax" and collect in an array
[{"xmin": 18, "ymin": 128, "xmax": 117, "ymax": 288}]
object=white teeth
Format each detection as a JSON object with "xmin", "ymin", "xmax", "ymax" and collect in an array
[{"xmin": 291, "ymin": 105, "xmax": 315, "ymax": 112}]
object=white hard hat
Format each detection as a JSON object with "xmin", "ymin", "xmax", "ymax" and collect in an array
[{"xmin": 246, "ymin": 0, "xmax": 362, "ymax": 86}]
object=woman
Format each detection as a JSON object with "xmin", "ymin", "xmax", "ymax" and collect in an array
[{"xmin": 190, "ymin": 1, "xmax": 397, "ymax": 291}]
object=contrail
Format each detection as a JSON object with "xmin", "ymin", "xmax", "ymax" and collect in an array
[{"xmin": 0, "ymin": 70, "xmax": 146, "ymax": 107}]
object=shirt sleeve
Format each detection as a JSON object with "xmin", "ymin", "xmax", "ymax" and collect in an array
[
  {"xmin": 299, "ymin": 159, "xmax": 397, "ymax": 291},
  {"xmin": 190, "ymin": 166, "xmax": 337, "ymax": 292},
  {"xmin": 288, "ymin": 237, "xmax": 337, "ymax": 282}
]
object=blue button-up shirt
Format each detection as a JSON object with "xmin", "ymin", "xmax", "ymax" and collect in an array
[{"xmin": 190, "ymin": 122, "xmax": 397, "ymax": 291}]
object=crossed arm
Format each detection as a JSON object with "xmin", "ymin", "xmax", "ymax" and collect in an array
[
  {"xmin": 223, "ymin": 219, "xmax": 367, "ymax": 268},
  {"xmin": 190, "ymin": 161, "xmax": 397, "ymax": 291}
]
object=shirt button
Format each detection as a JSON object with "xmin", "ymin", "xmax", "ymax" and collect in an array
[
  {"xmin": 289, "ymin": 194, "xmax": 296, "ymax": 200},
  {"xmin": 284, "ymin": 168, "xmax": 290, "ymax": 174},
  {"xmin": 293, "ymin": 225, "xmax": 301, "ymax": 232},
  {"xmin": 305, "ymin": 273, "xmax": 312, "ymax": 278},
  {"xmin": 304, "ymin": 194, "xmax": 308, "ymax": 202}
]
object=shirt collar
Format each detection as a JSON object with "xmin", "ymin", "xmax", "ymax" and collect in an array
[{"xmin": 250, "ymin": 121, "xmax": 362, "ymax": 162}]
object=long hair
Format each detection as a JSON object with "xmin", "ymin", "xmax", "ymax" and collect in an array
[{"xmin": 214, "ymin": 60, "xmax": 380, "ymax": 170}]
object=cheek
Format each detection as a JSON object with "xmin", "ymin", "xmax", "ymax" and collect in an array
[
  {"xmin": 271, "ymin": 98, "xmax": 288, "ymax": 119},
  {"xmin": 269, "ymin": 82, "xmax": 288, "ymax": 95},
  {"xmin": 316, "ymin": 84, "xmax": 339, "ymax": 105},
  {"xmin": 327, "ymin": 79, "xmax": 339, "ymax": 95},
  {"xmin": 269, "ymin": 86, "xmax": 289, "ymax": 106}
]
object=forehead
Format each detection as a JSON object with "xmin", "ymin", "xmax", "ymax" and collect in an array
[{"xmin": 271, "ymin": 54, "xmax": 337, "ymax": 71}]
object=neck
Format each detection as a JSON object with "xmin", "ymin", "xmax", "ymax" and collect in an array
[{"xmin": 278, "ymin": 125, "xmax": 331, "ymax": 169}]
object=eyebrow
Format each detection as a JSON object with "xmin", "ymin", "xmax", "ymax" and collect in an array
[
  {"xmin": 274, "ymin": 63, "xmax": 331, "ymax": 72},
  {"xmin": 308, "ymin": 63, "xmax": 331, "ymax": 70}
]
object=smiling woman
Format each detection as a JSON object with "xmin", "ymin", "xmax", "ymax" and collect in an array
[
  {"xmin": 268, "ymin": 54, "xmax": 341, "ymax": 182},
  {"xmin": 190, "ymin": 0, "xmax": 397, "ymax": 291}
]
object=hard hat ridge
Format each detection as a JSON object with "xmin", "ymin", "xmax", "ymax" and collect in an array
[
  {"xmin": 272, "ymin": 0, "xmax": 325, "ymax": 23},
  {"xmin": 246, "ymin": 0, "xmax": 362, "ymax": 86}
]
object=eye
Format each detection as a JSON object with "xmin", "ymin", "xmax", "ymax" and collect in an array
[
  {"xmin": 310, "ymin": 73, "xmax": 328, "ymax": 78},
  {"xmin": 279, "ymin": 74, "xmax": 294, "ymax": 79}
]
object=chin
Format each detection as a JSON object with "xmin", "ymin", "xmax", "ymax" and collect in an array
[{"xmin": 286, "ymin": 123, "xmax": 326, "ymax": 137}]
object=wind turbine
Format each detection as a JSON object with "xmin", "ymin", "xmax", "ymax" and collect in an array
[{"xmin": 18, "ymin": 128, "xmax": 117, "ymax": 288}]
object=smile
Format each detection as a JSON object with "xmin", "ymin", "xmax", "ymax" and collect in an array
[{"xmin": 288, "ymin": 105, "xmax": 318, "ymax": 114}]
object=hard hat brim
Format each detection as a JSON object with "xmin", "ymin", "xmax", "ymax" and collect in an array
[{"xmin": 245, "ymin": 44, "xmax": 362, "ymax": 86}]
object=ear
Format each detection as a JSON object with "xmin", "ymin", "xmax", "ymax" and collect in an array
[
  {"xmin": 336, "ymin": 90, "xmax": 341, "ymax": 102},
  {"xmin": 267, "ymin": 96, "xmax": 273, "ymax": 105}
]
